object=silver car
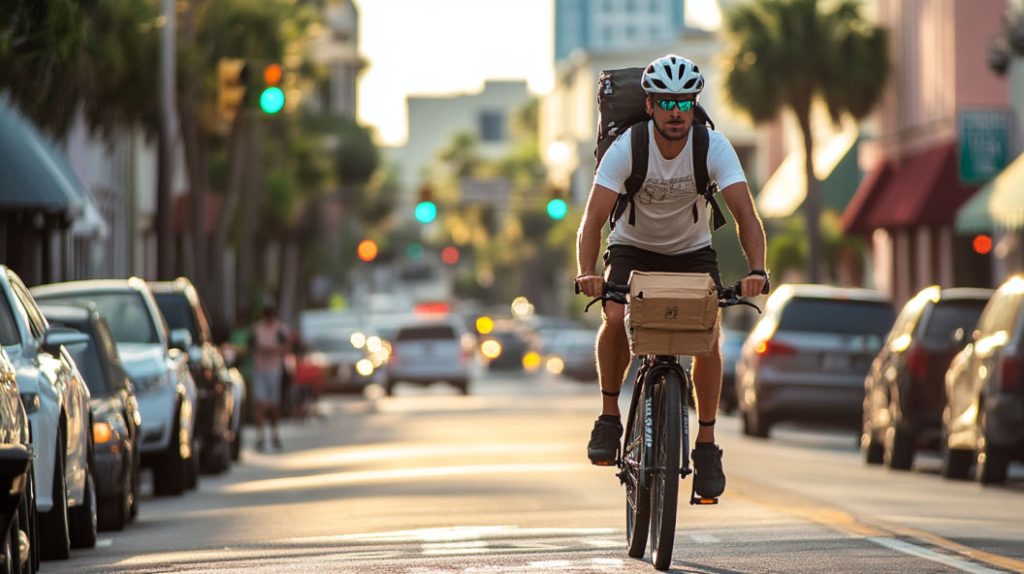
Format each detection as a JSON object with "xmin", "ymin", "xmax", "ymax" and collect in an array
[
  {"xmin": 30, "ymin": 279, "xmax": 198, "ymax": 497},
  {"xmin": 735, "ymin": 284, "xmax": 894, "ymax": 438},
  {"xmin": 384, "ymin": 318, "xmax": 474, "ymax": 395}
]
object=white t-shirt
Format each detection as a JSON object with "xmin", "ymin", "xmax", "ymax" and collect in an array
[{"xmin": 594, "ymin": 121, "xmax": 747, "ymax": 255}]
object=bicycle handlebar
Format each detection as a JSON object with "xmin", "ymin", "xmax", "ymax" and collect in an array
[{"xmin": 575, "ymin": 279, "xmax": 763, "ymax": 314}]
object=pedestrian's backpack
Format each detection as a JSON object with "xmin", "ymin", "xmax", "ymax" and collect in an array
[{"xmin": 595, "ymin": 67, "xmax": 727, "ymax": 231}]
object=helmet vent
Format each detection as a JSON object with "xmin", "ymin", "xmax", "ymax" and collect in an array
[
  {"xmin": 662, "ymin": 64, "xmax": 673, "ymax": 79},
  {"xmin": 683, "ymin": 78, "xmax": 697, "ymax": 89},
  {"xmin": 693, "ymin": 65, "xmax": 701, "ymax": 74},
  {"xmin": 650, "ymin": 78, "xmax": 667, "ymax": 89}
]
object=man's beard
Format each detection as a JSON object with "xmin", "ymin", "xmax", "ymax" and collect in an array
[{"xmin": 654, "ymin": 120, "xmax": 689, "ymax": 142}]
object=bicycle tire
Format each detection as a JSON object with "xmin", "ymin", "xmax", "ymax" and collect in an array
[
  {"xmin": 650, "ymin": 371, "xmax": 682, "ymax": 570},
  {"xmin": 624, "ymin": 376, "xmax": 651, "ymax": 558}
]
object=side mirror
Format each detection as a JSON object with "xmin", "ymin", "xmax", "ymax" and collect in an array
[
  {"xmin": 42, "ymin": 328, "xmax": 90, "ymax": 356},
  {"xmin": 169, "ymin": 329, "xmax": 193, "ymax": 352}
]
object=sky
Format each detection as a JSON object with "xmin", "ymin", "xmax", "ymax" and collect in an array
[{"xmin": 355, "ymin": 0, "xmax": 722, "ymax": 147}]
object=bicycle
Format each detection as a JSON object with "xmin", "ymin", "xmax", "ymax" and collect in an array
[{"xmin": 577, "ymin": 275, "xmax": 762, "ymax": 570}]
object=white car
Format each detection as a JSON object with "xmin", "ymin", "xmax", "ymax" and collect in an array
[
  {"xmin": 383, "ymin": 317, "xmax": 475, "ymax": 395},
  {"xmin": 0, "ymin": 266, "xmax": 96, "ymax": 560},
  {"xmin": 31, "ymin": 278, "xmax": 199, "ymax": 497}
]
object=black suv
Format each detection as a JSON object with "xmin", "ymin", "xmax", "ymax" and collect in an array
[
  {"xmin": 149, "ymin": 279, "xmax": 235, "ymax": 474},
  {"xmin": 862, "ymin": 286, "xmax": 991, "ymax": 470}
]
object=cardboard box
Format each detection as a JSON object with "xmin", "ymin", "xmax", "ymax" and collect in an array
[{"xmin": 625, "ymin": 271, "xmax": 720, "ymax": 355}]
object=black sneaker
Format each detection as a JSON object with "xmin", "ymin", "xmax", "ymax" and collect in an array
[
  {"xmin": 587, "ymin": 418, "xmax": 623, "ymax": 466},
  {"xmin": 692, "ymin": 444, "xmax": 726, "ymax": 498}
]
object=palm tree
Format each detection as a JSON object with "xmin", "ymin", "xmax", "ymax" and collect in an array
[{"xmin": 723, "ymin": 0, "xmax": 889, "ymax": 283}]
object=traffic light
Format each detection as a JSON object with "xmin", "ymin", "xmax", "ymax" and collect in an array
[
  {"xmin": 259, "ymin": 63, "xmax": 286, "ymax": 115},
  {"xmin": 357, "ymin": 239, "xmax": 379, "ymax": 262},
  {"xmin": 973, "ymin": 234, "xmax": 993, "ymax": 255},
  {"xmin": 441, "ymin": 246, "xmax": 460, "ymax": 265},
  {"xmin": 547, "ymin": 188, "xmax": 568, "ymax": 220},
  {"xmin": 217, "ymin": 59, "xmax": 248, "ymax": 127},
  {"xmin": 415, "ymin": 185, "xmax": 437, "ymax": 224}
]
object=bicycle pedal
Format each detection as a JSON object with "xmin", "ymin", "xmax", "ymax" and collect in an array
[{"xmin": 690, "ymin": 496, "xmax": 718, "ymax": 505}]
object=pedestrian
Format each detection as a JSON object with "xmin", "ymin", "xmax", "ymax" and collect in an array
[
  {"xmin": 575, "ymin": 55, "xmax": 769, "ymax": 500},
  {"xmin": 249, "ymin": 297, "xmax": 290, "ymax": 451}
]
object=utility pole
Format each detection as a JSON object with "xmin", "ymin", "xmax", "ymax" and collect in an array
[{"xmin": 156, "ymin": 0, "xmax": 176, "ymax": 279}]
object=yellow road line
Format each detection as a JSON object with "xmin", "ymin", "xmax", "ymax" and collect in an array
[{"xmin": 728, "ymin": 476, "xmax": 1024, "ymax": 573}]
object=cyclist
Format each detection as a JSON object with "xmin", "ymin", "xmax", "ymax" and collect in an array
[{"xmin": 575, "ymin": 54, "xmax": 768, "ymax": 499}]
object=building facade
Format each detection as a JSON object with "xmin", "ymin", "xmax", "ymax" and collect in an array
[
  {"xmin": 555, "ymin": 0, "xmax": 686, "ymax": 63},
  {"xmin": 842, "ymin": 0, "xmax": 1010, "ymax": 306}
]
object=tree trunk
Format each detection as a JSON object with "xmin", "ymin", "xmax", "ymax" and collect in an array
[
  {"xmin": 156, "ymin": 122, "xmax": 175, "ymax": 280},
  {"xmin": 210, "ymin": 109, "xmax": 249, "ymax": 326},
  {"xmin": 796, "ymin": 107, "xmax": 824, "ymax": 284},
  {"xmin": 179, "ymin": 1, "xmax": 207, "ymax": 294},
  {"xmin": 237, "ymin": 112, "xmax": 264, "ymax": 317}
]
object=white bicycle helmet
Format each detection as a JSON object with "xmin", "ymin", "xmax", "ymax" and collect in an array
[{"xmin": 641, "ymin": 54, "xmax": 705, "ymax": 95}]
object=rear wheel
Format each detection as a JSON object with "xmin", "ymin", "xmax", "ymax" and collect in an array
[
  {"xmin": 941, "ymin": 446, "xmax": 973, "ymax": 480},
  {"xmin": 624, "ymin": 379, "xmax": 651, "ymax": 559},
  {"xmin": 649, "ymin": 373, "xmax": 681, "ymax": 571},
  {"xmin": 153, "ymin": 406, "xmax": 187, "ymax": 497},
  {"xmin": 68, "ymin": 467, "xmax": 97, "ymax": 549},
  {"xmin": 742, "ymin": 406, "xmax": 771, "ymax": 439},
  {"xmin": 977, "ymin": 410, "xmax": 1009, "ymax": 485},
  {"xmin": 884, "ymin": 427, "xmax": 915, "ymax": 470}
]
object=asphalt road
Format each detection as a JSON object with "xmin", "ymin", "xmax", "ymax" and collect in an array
[{"xmin": 45, "ymin": 370, "xmax": 1024, "ymax": 573}]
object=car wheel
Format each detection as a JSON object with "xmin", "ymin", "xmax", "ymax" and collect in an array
[
  {"xmin": 230, "ymin": 425, "xmax": 242, "ymax": 461},
  {"xmin": 743, "ymin": 406, "xmax": 771, "ymax": 439},
  {"xmin": 384, "ymin": 381, "xmax": 396, "ymax": 396},
  {"xmin": 186, "ymin": 436, "xmax": 200, "ymax": 490},
  {"xmin": 68, "ymin": 468, "xmax": 97, "ymax": 548},
  {"xmin": 884, "ymin": 427, "xmax": 915, "ymax": 471},
  {"xmin": 153, "ymin": 405, "xmax": 187, "ymax": 497},
  {"xmin": 862, "ymin": 432, "xmax": 884, "ymax": 465},
  {"xmin": 38, "ymin": 435, "xmax": 70, "ymax": 561},
  {"xmin": 129, "ymin": 442, "xmax": 141, "ymax": 521},
  {"xmin": 97, "ymin": 454, "xmax": 128, "ymax": 531},
  {"xmin": 201, "ymin": 435, "xmax": 231, "ymax": 475},
  {"xmin": 941, "ymin": 446, "xmax": 973, "ymax": 480},
  {"xmin": 454, "ymin": 380, "xmax": 470, "ymax": 396}
]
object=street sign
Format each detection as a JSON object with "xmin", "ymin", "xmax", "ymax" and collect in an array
[
  {"xmin": 460, "ymin": 177, "xmax": 510, "ymax": 205},
  {"xmin": 958, "ymin": 108, "xmax": 1010, "ymax": 185}
]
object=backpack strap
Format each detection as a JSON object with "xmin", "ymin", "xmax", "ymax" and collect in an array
[
  {"xmin": 609, "ymin": 122, "xmax": 649, "ymax": 230},
  {"xmin": 692, "ymin": 122, "xmax": 727, "ymax": 231}
]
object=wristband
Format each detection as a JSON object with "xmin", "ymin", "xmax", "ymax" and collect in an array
[{"xmin": 747, "ymin": 269, "xmax": 768, "ymax": 278}]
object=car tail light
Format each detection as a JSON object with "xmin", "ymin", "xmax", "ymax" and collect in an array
[
  {"xmin": 1000, "ymin": 354, "xmax": 1021, "ymax": 392},
  {"xmin": 906, "ymin": 345, "xmax": 928, "ymax": 381},
  {"xmin": 755, "ymin": 339, "xmax": 795, "ymax": 357}
]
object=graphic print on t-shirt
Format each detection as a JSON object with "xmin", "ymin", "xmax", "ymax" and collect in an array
[{"xmin": 637, "ymin": 175, "xmax": 697, "ymax": 205}]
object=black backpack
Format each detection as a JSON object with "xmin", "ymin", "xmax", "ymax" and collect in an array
[{"xmin": 595, "ymin": 67, "xmax": 727, "ymax": 232}]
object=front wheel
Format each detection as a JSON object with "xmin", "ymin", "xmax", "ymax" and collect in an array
[
  {"xmin": 624, "ymin": 379, "xmax": 651, "ymax": 559},
  {"xmin": 649, "ymin": 373, "xmax": 682, "ymax": 571}
]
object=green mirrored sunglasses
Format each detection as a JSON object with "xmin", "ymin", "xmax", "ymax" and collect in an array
[{"xmin": 656, "ymin": 99, "xmax": 695, "ymax": 112}]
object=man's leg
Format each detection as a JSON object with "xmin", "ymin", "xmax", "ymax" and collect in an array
[
  {"xmin": 691, "ymin": 341, "xmax": 723, "ymax": 443},
  {"xmin": 597, "ymin": 302, "xmax": 632, "ymax": 415},
  {"xmin": 691, "ymin": 333, "xmax": 726, "ymax": 498},
  {"xmin": 587, "ymin": 302, "xmax": 632, "ymax": 464}
]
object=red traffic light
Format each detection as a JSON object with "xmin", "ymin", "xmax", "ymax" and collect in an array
[
  {"xmin": 264, "ymin": 63, "xmax": 284, "ymax": 86},
  {"xmin": 441, "ymin": 246, "xmax": 460, "ymax": 265},
  {"xmin": 973, "ymin": 234, "xmax": 993, "ymax": 255}
]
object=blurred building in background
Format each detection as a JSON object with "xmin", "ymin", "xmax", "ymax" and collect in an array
[
  {"xmin": 554, "ymin": 0, "xmax": 686, "ymax": 64},
  {"xmin": 306, "ymin": 0, "xmax": 365, "ymax": 118},
  {"xmin": 842, "ymin": 0, "xmax": 1010, "ymax": 306}
]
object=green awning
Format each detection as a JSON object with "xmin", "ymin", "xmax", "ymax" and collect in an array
[
  {"xmin": 756, "ymin": 125, "xmax": 861, "ymax": 218},
  {"xmin": 0, "ymin": 98, "xmax": 84, "ymax": 217},
  {"xmin": 956, "ymin": 151, "xmax": 1024, "ymax": 232}
]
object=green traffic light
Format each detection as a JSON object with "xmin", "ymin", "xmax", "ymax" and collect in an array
[
  {"xmin": 259, "ymin": 87, "xmax": 285, "ymax": 114},
  {"xmin": 414, "ymin": 201, "xmax": 437, "ymax": 223},
  {"xmin": 547, "ymin": 198, "xmax": 568, "ymax": 220}
]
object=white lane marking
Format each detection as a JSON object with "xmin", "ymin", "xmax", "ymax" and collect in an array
[
  {"xmin": 96, "ymin": 538, "xmax": 113, "ymax": 548},
  {"xmin": 582, "ymin": 538, "xmax": 622, "ymax": 548},
  {"xmin": 869, "ymin": 537, "xmax": 1003, "ymax": 574},
  {"xmin": 687, "ymin": 533, "xmax": 720, "ymax": 544},
  {"xmin": 527, "ymin": 560, "xmax": 572, "ymax": 569},
  {"xmin": 422, "ymin": 541, "xmax": 489, "ymax": 556},
  {"xmin": 225, "ymin": 463, "xmax": 587, "ymax": 494},
  {"xmin": 591, "ymin": 558, "xmax": 625, "ymax": 566},
  {"xmin": 285, "ymin": 526, "xmax": 617, "ymax": 544}
]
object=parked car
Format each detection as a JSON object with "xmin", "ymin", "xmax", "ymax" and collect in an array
[
  {"xmin": 482, "ymin": 321, "xmax": 536, "ymax": 371},
  {"xmin": 862, "ymin": 286, "xmax": 991, "ymax": 470},
  {"xmin": 30, "ymin": 279, "xmax": 198, "ymax": 497},
  {"xmin": 40, "ymin": 304, "xmax": 142, "ymax": 531},
  {"xmin": 735, "ymin": 284, "xmax": 894, "ymax": 438},
  {"xmin": 942, "ymin": 275, "xmax": 1024, "ymax": 484},
  {"xmin": 0, "ymin": 348, "xmax": 37, "ymax": 574},
  {"xmin": 302, "ymin": 327, "xmax": 382, "ymax": 393},
  {"xmin": 1, "ymin": 266, "xmax": 96, "ymax": 560},
  {"xmin": 149, "ymin": 279, "xmax": 234, "ymax": 474},
  {"xmin": 384, "ymin": 318, "xmax": 474, "ymax": 395},
  {"xmin": 543, "ymin": 328, "xmax": 598, "ymax": 382}
]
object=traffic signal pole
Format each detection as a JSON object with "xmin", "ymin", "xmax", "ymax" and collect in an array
[{"xmin": 156, "ymin": 0, "xmax": 176, "ymax": 279}]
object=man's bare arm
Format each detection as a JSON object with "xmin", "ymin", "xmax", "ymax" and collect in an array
[
  {"xmin": 576, "ymin": 185, "xmax": 620, "ymax": 297},
  {"xmin": 721, "ymin": 181, "xmax": 768, "ymax": 295}
]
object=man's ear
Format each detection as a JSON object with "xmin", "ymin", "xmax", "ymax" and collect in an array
[{"xmin": 645, "ymin": 97, "xmax": 654, "ymax": 116}]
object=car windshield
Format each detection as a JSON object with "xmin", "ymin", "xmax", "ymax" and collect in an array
[
  {"xmin": 0, "ymin": 292, "xmax": 20, "ymax": 347},
  {"xmin": 778, "ymin": 298, "xmax": 894, "ymax": 336},
  {"xmin": 153, "ymin": 292, "xmax": 200, "ymax": 344},
  {"xmin": 36, "ymin": 292, "xmax": 159, "ymax": 344},
  {"xmin": 397, "ymin": 325, "xmax": 456, "ymax": 341},
  {"xmin": 922, "ymin": 300, "xmax": 988, "ymax": 345},
  {"xmin": 66, "ymin": 340, "xmax": 112, "ymax": 396}
]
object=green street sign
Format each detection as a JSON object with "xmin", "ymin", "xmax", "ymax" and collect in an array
[{"xmin": 958, "ymin": 109, "xmax": 1009, "ymax": 185}]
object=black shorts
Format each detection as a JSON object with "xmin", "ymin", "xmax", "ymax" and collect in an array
[{"xmin": 604, "ymin": 244, "xmax": 721, "ymax": 289}]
